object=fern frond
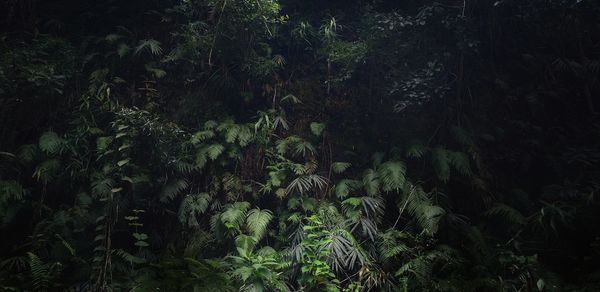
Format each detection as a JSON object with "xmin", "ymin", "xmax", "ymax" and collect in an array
[
  {"xmin": 224, "ymin": 124, "xmax": 241, "ymax": 144},
  {"xmin": 334, "ymin": 179, "xmax": 361, "ymax": 199},
  {"xmin": 362, "ymin": 169, "xmax": 380, "ymax": 196},
  {"xmin": 204, "ymin": 120, "xmax": 219, "ymax": 130},
  {"xmin": 173, "ymin": 160, "xmax": 196, "ymax": 174},
  {"xmin": 160, "ymin": 179, "xmax": 189, "ymax": 202},
  {"xmin": 135, "ymin": 39, "xmax": 163, "ymax": 55},
  {"xmin": 207, "ymin": 144, "xmax": 225, "ymax": 160},
  {"xmin": 0, "ymin": 180, "xmax": 24, "ymax": 201},
  {"xmin": 416, "ymin": 205, "xmax": 446, "ymax": 234},
  {"xmin": 195, "ymin": 147, "xmax": 209, "ymax": 169},
  {"xmin": 216, "ymin": 202, "xmax": 251, "ymax": 235},
  {"xmin": 448, "ymin": 151, "xmax": 472, "ymax": 176},
  {"xmin": 377, "ymin": 161, "xmax": 406, "ymax": 192},
  {"xmin": 236, "ymin": 126, "xmax": 253, "ymax": 147},
  {"xmin": 405, "ymin": 140, "xmax": 428, "ymax": 158},
  {"xmin": 246, "ymin": 208, "xmax": 273, "ymax": 239},
  {"xmin": 432, "ymin": 147, "xmax": 450, "ymax": 182},
  {"xmin": 17, "ymin": 144, "xmax": 39, "ymax": 163},
  {"xmin": 485, "ymin": 203, "xmax": 526, "ymax": 227},
  {"xmin": 28, "ymin": 252, "xmax": 50, "ymax": 292},
  {"xmin": 179, "ymin": 193, "xmax": 211, "ymax": 227},
  {"xmin": 191, "ymin": 130, "xmax": 215, "ymax": 144},
  {"xmin": 400, "ymin": 185, "xmax": 446, "ymax": 234},
  {"xmin": 39, "ymin": 131, "xmax": 65, "ymax": 155},
  {"xmin": 378, "ymin": 230, "xmax": 411, "ymax": 263}
]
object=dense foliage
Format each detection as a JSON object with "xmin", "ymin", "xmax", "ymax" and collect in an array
[{"xmin": 1, "ymin": 0, "xmax": 600, "ymax": 291}]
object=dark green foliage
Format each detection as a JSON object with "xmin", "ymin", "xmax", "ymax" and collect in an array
[{"xmin": 1, "ymin": 0, "xmax": 600, "ymax": 291}]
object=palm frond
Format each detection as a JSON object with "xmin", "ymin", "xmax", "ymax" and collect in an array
[
  {"xmin": 286, "ymin": 174, "xmax": 328, "ymax": 195},
  {"xmin": 134, "ymin": 39, "xmax": 163, "ymax": 55}
]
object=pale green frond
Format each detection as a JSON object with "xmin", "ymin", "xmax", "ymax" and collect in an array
[
  {"xmin": 310, "ymin": 122, "xmax": 326, "ymax": 136},
  {"xmin": 286, "ymin": 174, "xmax": 327, "ymax": 195},
  {"xmin": 179, "ymin": 193, "xmax": 211, "ymax": 227},
  {"xmin": 135, "ymin": 39, "xmax": 163, "ymax": 55},
  {"xmin": 217, "ymin": 202, "xmax": 251, "ymax": 234},
  {"xmin": 377, "ymin": 161, "xmax": 406, "ymax": 192},
  {"xmin": 246, "ymin": 208, "xmax": 273, "ymax": 239},
  {"xmin": 362, "ymin": 169, "xmax": 380, "ymax": 196},
  {"xmin": 28, "ymin": 252, "xmax": 50, "ymax": 292},
  {"xmin": 334, "ymin": 179, "xmax": 361, "ymax": 199},
  {"xmin": 207, "ymin": 144, "xmax": 225, "ymax": 160}
]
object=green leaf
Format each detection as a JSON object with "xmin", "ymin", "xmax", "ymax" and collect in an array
[
  {"xmin": 134, "ymin": 241, "xmax": 150, "ymax": 247},
  {"xmin": 135, "ymin": 39, "xmax": 163, "ymax": 55},
  {"xmin": 191, "ymin": 130, "xmax": 215, "ymax": 144},
  {"xmin": 332, "ymin": 162, "xmax": 351, "ymax": 174},
  {"xmin": 96, "ymin": 136, "xmax": 113, "ymax": 152},
  {"xmin": 118, "ymin": 144, "xmax": 131, "ymax": 151},
  {"xmin": 39, "ymin": 131, "xmax": 64, "ymax": 154},
  {"xmin": 377, "ymin": 161, "xmax": 406, "ymax": 192},
  {"xmin": 362, "ymin": 169, "xmax": 380, "ymax": 196},
  {"xmin": 334, "ymin": 179, "xmax": 360, "ymax": 199},
  {"xmin": 537, "ymin": 279, "xmax": 545, "ymax": 291},
  {"xmin": 207, "ymin": 144, "xmax": 225, "ymax": 160},
  {"xmin": 310, "ymin": 122, "xmax": 326, "ymax": 136},
  {"xmin": 405, "ymin": 140, "xmax": 427, "ymax": 158},
  {"xmin": 246, "ymin": 208, "xmax": 273, "ymax": 239},
  {"xmin": 132, "ymin": 233, "xmax": 148, "ymax": 241},
  {"xmin": 117, "ymin": 159, "xmax": 130, "ymax": 167}
]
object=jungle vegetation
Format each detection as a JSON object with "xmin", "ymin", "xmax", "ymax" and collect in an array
[{"xmin": 1, "ymin": 0, "xmax": 600, "ymax": 291}]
